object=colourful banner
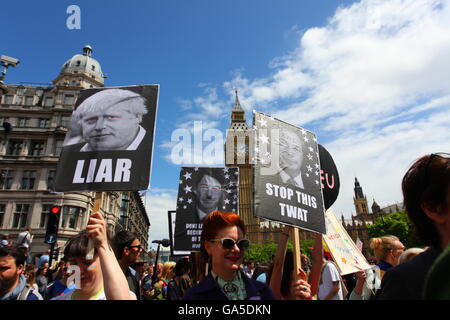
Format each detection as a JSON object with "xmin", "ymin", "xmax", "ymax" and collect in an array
[{"xmin": 323, "ymin": 209, "xmax": 371, "ymax": 275}]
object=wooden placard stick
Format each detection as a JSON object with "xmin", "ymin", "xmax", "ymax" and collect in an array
[
  {"xmin": 87, "ymin": 192, "xmax": 102, "ymax": 259},
  {"xmin": 291, "ymin": 226, "xmax": 302, "ymax": 283}
]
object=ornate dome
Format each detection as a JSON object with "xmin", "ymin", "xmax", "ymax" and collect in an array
[{"xmin": 60, "ymin": 45, "xmax": 104, "ymax": 84}]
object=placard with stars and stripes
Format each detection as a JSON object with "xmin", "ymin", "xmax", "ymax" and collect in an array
[
  {"xmin": 174, "ymin": 166, "xmax": 239, "ymax": 252},
  {"xmin": 252, "ymin": 111, "xmax": 326, "ymax": 234}
]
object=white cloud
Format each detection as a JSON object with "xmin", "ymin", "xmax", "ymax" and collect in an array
[
  {"xmin": 144, "ymin": 189, "xmax": 177, "ymax": 249},
  {"xmin": 169, "ymin": 0, "xmax": 450, "ymax": 218}
]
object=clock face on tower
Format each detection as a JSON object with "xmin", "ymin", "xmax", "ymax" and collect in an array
[{"xmin": 236, "ymin": 142, "xmax": 248, "ymax": 157}]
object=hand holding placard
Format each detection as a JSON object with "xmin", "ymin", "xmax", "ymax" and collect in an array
[{"xmin": 86, "ymin": 211, "xmax": 108, "ymax": 251}]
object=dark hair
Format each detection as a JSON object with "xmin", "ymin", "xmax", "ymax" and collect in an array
[
  {"xmin": 251, "ymin": 262, "xmax": 271, "ymax": 282},
  {"xmin": 200, "ymin": 211, "xmax": 246, "ymax": 260},
  {"xmin": 174, "ymin": 258, "xmax": 191, "ymax": 277},
  {"xmin": 0, "ymin": 246, "xmax": 26, "ymax": 267},
  {"xmin": 402, "ymin": 154, "xmax": 450, "ymax": 248},
  {"xmin": 64, "ymin": 230, "xmax": 97, "ymax": 259},
  {"xmin": 281, "ymin": 250, "xmax": 294, "ymax": 298},
  {"xmin": 112, "ymin": 230, "xmax": 139, "ymax": 259}
]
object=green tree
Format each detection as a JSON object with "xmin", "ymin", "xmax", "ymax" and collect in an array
[
  {"xmin": 245, "ymin": 239, "xmax": 315, "ymax": 263},
  {"xmin": 366, "ymin": 211, "xmax": 423, "ymax": 248}
]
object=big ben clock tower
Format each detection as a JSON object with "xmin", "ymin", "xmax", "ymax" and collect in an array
[{"xmin": 225, "ymin": 91, "xmax": 263, "ymax": 243}]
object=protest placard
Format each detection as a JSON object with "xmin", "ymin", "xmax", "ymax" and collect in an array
[
  {"xmin": 323, "ymin": 209, "xmax": 371, "ymax": 275},
  {"xmin": 54, "ymin": 85, "xmax": 159, "ymax": 192},
  {"xmin": 253, "ymin": 111, "xmax": 326, "ymax": 234},
  {"xmin": 174, "ymin": 167, "xmax": 239, "ymax": 251}
]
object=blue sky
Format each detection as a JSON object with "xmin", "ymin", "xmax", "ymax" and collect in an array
[{"xmin": 3, "ymin": 0, "xmax": 450, "ymax": 249}]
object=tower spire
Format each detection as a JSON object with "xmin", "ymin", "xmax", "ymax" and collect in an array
[{"xmin": 233, "ymin": 89, "xmax": 244, "ymax": 111}]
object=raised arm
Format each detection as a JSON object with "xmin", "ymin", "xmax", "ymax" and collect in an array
[
  {"xmin": 308, "ymin": 233, "xmax": 323, "ymax": 298},
  {"xmin": 269, "ymin": 225, "xmax": 290, "ymax": 300},
  {"xmin": 86, "ymin": 211, "xmax": 136, "ymax": 300}
]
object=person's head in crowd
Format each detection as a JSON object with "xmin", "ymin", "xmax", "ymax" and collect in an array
[
  {"xmin": 0, "ymin": 246, "xmax": 26, "ymax": 298},
  {"xmin": 36, "ymin": 264, "xmax": 48, "ymax": 278},
  {"xmin": 156, "ymin": 262, "xmax": 163, "ymax": 278},
  {"xmin": 23, "ymin": 264, "xmax": 36, "ymax": 286},
  {"xmin": 247, "ymin": 259, "xmax": 255, "ymax": 270},
  {"xmin": 370, "ymin": 235, "xmax": 405, "ymax": 267},
  {"xmin": 16, "ymin": 245, "xmax": 29, "ymax": 256},
  {"xmin": 161, "ymin": 261, "xmax": 176, "ymax": 280},
  {"xmin": 402, "ymin": 153, "xmax": 450, "ymax": 250},
  {"xmin": 251, "ymin": 262, "xmax": 271, "ymax": 282},
  {"xmin": 278, "ymin": 128, "xmax": 304, "ymax": 179},
  {"xmin": 45, "ymin": 249, "xmax": 51, "ymax": 256},
  {"xmin": 194, "ymin": 174, "xmax": 223, "ymax": 219},
  {"xmin": 301, "ymin": 254, "xmax": 311, "ymax": 274},
  {"xmin": 63, "ymin": 230, "xmax": 103, "ymax": 297},
  {"xmin": 147, "ymin": 264, "xmax": 154, "ymax": 278},
  {"xmin": 72, "ymin": 88, "xmax": 148, "ymax": 151},
  {"xmin": 132, "ymin": 262, "xmax": 146, "ymax": 279},
  {"xmin": 367, "ymin": 256, "xmax": 377, "ymax": 265},
  {"xmin": 398, "ymin": 247, "xmax": 425, "ymax": 265},
  {"xmin": 200, "ymin": 210, "xmax": 249, "ymax": 281},
  {"xmin": 113, "ymin": 231, "xmax": 142, "ymax": 269},
  {"xmin": 174, "ymin": 258, "xmax": 191, "ymax": 277},
  {"xmin": 1, "ymin": 234, "xmax": 10, "ymax": 247}
]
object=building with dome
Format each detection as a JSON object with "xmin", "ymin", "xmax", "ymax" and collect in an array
[{"xmin": 0, "ymin": 46, "xmax": 150, "ymax": 261}]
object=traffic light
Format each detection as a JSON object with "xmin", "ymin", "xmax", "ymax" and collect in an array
[{"xmin": 45, "ymin": 206, "xmax": 61, "ymax": 244}]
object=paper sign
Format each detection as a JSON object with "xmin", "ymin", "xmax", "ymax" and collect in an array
[
  {"xmin": 253, "ymin": 111, "xmax": 326, "ymax": 234},
  {"xmin": 323, "ymin": 209, "xmax": 371, "ymax": 275},
  {"xmin": 54, "ymin": 85, "xmax": 159, "ymax": 191}
]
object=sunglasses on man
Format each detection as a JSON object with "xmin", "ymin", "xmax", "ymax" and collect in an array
[
  {"xmin": 209, "ymin": 238, "xmax": 250, "ymax": 250},
  {"xmin": 128, "ymin": 245, "xmax": 143, "ymax": 251}
]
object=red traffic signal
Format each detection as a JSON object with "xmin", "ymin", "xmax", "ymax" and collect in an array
[{"xmin": 50, "ymin": 206, "xmax": 61, "ymax": 214}]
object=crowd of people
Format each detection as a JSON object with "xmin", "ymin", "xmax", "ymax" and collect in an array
[{"xmin": 1, "ymin": 153, "xmax": 449, "ymax": 300}]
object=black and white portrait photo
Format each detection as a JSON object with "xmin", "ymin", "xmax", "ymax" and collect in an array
[
  {"xmin": 253, "ymin": 111, "xmax": 326, "ymax": 234},
  {"xmin": 63, "ymin": 88, "xmax": 148, "ymax": 152},
  {"xmin": 174, "ymin": 167, "xmax": 239, "ymax": 252},
  {"xmin": 54, "ymin": 85, "xmax": 159, "ymax": 192}
]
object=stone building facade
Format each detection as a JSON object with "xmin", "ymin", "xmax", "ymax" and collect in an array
[{"xmin": 0, "ymin": 46, "xmax": 150, "ymax": 260}]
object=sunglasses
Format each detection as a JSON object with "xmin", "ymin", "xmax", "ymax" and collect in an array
[
  {"xmin": 209, "ymin": 238, "xmax": 250, "ymax": 250},
  {"xmin": 128, "ymin": 245, "xmax": 143, "ymax": 251}
]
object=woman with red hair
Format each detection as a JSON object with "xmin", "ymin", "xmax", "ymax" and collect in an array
[{"xmin": 183, "ymin": 211, "xmax": 275, "ymax": 300}]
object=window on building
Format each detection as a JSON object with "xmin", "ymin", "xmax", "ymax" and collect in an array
[
  {"xmin": 7, "ymin": 140, "xmax": 23, "ymax": 155},
  {"xmin": 4, "ymin": 96, "xmax": 14, "ymax": 104},
  {"xmin": 0, "ymin": 170, "xmax": 15, "ymax": 190},
  {"xmin": 36, "ymin": 89, "xmax": 44, "ymax": 96},
  {"xmin": 39, "ymin": 204, "xmax": 52, "ymax": 228},
  {"xmin": 47, "ymin": 170, "xmax": 56, "ymax": 190},
  {"xmin": 60, "ymin": 116, "xmax": 70, "ymax": 128},
  {"xmin": 18, "ymin": 118, "xmax": 28, "ymax": 127},
  {"xmin": 20, "ymin": 171, "xmax": 36, "ymax": 190},
  {"xmin": 61, "ymin": 206, "xmax": 82, "ymax": 229},
  {"xmin": 12, "ymin": 204, "xmax": 29, "ymax": 229},
  {"xmin": 91, "ymin": 65, "xmax": 96, "ymax": 71},
  {"xmin": 16, "ymin": 87, "xmax": 25, "ymax": 96},
  {"xmin": 38, "ymin": 118, "xmax": 50, "ymax": 128},
  {"xmin": 24, "ymin": 96, "xmax": 34, "ymax": 106},
  {"xmin": 0, "ymin": 204, "xmax": 5, "ymax": 228},
  {"xmin": 40, "ymin": 206, "xmax": 50, "ymax": 229},
  {"xmin": 54, "ymin": 140, "xmax": 64, "ymax": 156},
  {"xmin": 44, "ymin": 97, "xmax": 54, "ymax": 107},
  {"xmin": 108, "ymin": 197, "xmax": 114, "ymax": 213},
  {"xmin": 63, "ymin": 95, "xmax": 75, "ymax": 105},
  {"xmin": 0, "ymin": 117, "xmax": 9, "ymax": 126},
  {"xmin": 29, "ymin": 141, "xmax": 45, "ymax": 156}
]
